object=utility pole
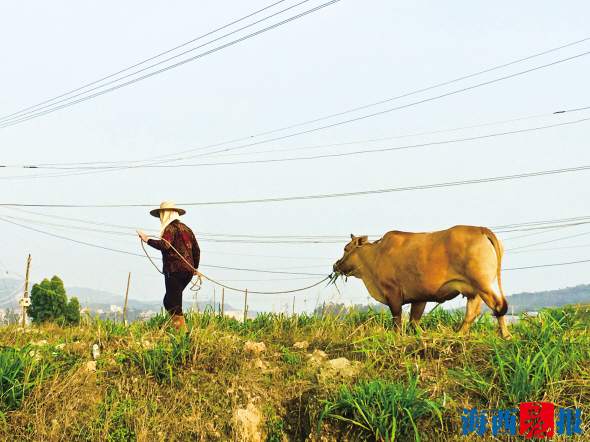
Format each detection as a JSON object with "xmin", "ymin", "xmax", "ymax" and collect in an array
[
  {"xmin": 243, "ymin": 289, "xmax": 248, "ymax": 322},
  {"xmin": 19, "ymin": 254, "xmax": 32, "ymax": 329},
  {"xmin": 221, "ymin": 288, "xmax": 225, "ymax": 317},
  {"xmin": 292, "ymin": 296, "xmax": 295, "ymax": 316},
  {"xmin": 213, "ymin": 287, "xmax": 216, "ymax": 314},
  {"xmin": 123, "ymin": 272, "xmax": 131, "ymax": 326}
]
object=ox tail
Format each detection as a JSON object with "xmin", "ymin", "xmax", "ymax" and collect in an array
[{"xmin": 481, "ymin": 227, "xmax": 508, "ymax": 316}]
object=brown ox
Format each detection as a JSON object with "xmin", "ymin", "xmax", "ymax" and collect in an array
[{"xmin": 333, "ymin": 225, "xmax": 511, "ymax": 338}]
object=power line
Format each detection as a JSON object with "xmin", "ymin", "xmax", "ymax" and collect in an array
[
  {"xmin": 509, "ymin": 243, "xmax": 590, "ymax": 254},
  {"xmin": 5, "ymin": 211, "xmax": 590, "ymax": 244},
  {"xmin": 3, "ymin": 205, "xmax": 590, "ymax": 242},
  {"xmin": 1, "ymin": 214, "xmax": 587, "ymax": 275},
  {"xmin": 505, "ymin": 258, "xmax": 590, "ymax": 271},
  {"xmin": 150, "ymin": 49, "xmax": 590, "ymax": 164},
  {"xmin": 2, "ymin": 163, "xmax": 588, "ymax": 208},
  {"xmin": 0, "ymin": 0, "xmax": 342, "ymax": 129},
  {"xmin": 0, "ymin": 0, "xmax": 292, "ymax": 124},
  {"xmin": 506, "ymin": 229, "xmax": 590, "ymax": 251},
  {"xmin": 107, "ymin": 36, "xmax": 590, "ymax": 165},
  {"xmin": 26, "ymin": 115, "xmax": 590, "ymax": 171},
  {"xmin": 0, "ymin": 217, "xmax": 326, "ymax": 276},
  {"xmin": 4, "ymin": 39, "xmax": 589, "ymax": 173}
]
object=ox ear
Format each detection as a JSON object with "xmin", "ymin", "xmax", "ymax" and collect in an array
[
  {"xmin": 358, "ymin": 235, "xmax": 369, "ymax": 245},
  {"xmin": 350, "ymin": 233, "xmax": 355, "ymax": 239}
]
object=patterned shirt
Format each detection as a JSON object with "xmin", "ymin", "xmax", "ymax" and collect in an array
[{"xmin": 147, "ymin": 220, "xmax": 200, "ymax": 274}]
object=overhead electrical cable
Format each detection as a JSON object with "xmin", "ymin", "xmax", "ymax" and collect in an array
[
  {"xmin": 0, "ymin": 0, "xmax": 292, "ymax": 124},
  {"xmin": 3, "ymin": 39, "xmax": 589, "ymax": 173},
  {"xmin": 1, "ymin": 164, "xmax": 588, "ymax": 208},
  {"xmin": 0, "ymin": 217, "xmax": 326, "ymax": 276},
  {"xmin": 117, "ymin": 36, "xmax": 590, "ymax": 165},
  {"xmin": 140, "ymin": 50, "xmax": 590, "ymax": 166},
  {"xmin": 0, "ymin": 215, "xmax": 587, "ymax": 274},
  {"xmin": 0, "ymin": 0, "xmax": 342, "ymax": 129},
  {"xmin": 506, "ymin": 229, "xmax": 590, "ymax": 251},
  {"xmin": 24, "ymin": 115, "xmax": 590, "ymax": 171}
]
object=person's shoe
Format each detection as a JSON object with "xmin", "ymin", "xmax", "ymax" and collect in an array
[{"xmin": 171, "ymin": 314, "xmax": 186, "ymax": 331}]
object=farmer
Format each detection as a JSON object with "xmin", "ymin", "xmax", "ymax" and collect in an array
[{"xmin": 137, "ymin": 201, "xmax": 200, "ymax": 330}]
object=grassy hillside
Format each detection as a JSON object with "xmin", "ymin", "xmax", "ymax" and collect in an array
[{"xmin": 0, "ymin": 307, "xmax": 589, "ymax": 441}]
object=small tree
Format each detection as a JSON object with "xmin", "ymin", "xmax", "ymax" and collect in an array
[
  {"xmin": 64, "ymin": 296, "xmax": 81, "ymax": 325},
  {"xmin": 27, "ymin": 276, "xmax": 80, "ymax": 325}
]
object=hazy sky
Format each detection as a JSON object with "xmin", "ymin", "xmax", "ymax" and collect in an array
[{"xmin": 1, "ymin": 1, "xmax": 590, "ymax": 312}]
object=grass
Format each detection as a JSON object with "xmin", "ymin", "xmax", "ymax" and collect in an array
[
  {"xmin": 319, "ymin": 375, "xmax": 442, "ymax": 441},
  {"xmin": 0, "ymin": 306, "xmax": 588, "ymax": 440}
]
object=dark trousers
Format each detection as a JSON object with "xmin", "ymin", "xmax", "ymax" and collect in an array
[{"xmin": 163, "ymin": 272, "xmax": 193, "ymax": 316}]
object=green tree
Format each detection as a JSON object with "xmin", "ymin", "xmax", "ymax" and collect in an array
[
  {"xmin": 64, "ymin": 296, "xmax": 81, "ymax": 325},
  {"xmin": 27, "ymin": 276, "xmax": 80, "ymax": 325}
]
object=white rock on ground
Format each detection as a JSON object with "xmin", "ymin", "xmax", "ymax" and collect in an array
[
  {"xmin": 306, "ymin": 349, "xmax": 328, "ymax": 366},
  {"xmin": 234, "ymin": 402, "xmax": 262, "ymax": 442},
  {"xmin": 243, "ymin": 341, "xmax": 266, "ymax": 356},
  {"xmin": 85, "ymin": 361, "xmax": 97, "ymax": 372},
  {"xmin": 319, "ymin": 357, "xmax": 360, "ymax": 380},
  {"xmin": 293, "ymin": 341, "xmax": 309, "ymax": 350}
]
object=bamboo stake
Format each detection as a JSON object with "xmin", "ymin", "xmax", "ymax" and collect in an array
[
  {"xmin": 21, "ymin": 254, "xmax": 31, "ymax": 329},
  {"xmin": 243, "ymin": 289, "xmax": 248, "ymax": 322},
  {"xmin": 221, "ymin": 288, "xmax": 225, "ymax": 317},
  {"xmin": 123, "ymin": 272, "xmax": 131, "ymax": 326}
]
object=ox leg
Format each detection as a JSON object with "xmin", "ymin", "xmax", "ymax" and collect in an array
[
  {"xmin": 476, "ymin": 288, "xmax": 511, "ymax": 339},
  {"xmin": 458, "ymin": 296, "xmax": 482, "ymax": 334},
  {"xmin": 386, "ymin": 298, "xmax": 402, "ymax": 330},
  {"xmin": 496, "ymin": 315, "xmax": 511, "ymax": 339},
  {"xmin": 409, "ymin": 302, "xmax": 427, "ymax": 327}
]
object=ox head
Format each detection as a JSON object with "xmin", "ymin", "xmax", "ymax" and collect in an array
[{"xmin": 333, "ymin": 234, "xmax": 369, "ymax": 277}]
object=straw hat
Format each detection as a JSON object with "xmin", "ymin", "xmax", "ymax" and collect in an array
[{"xmin": 149, "ymin": 201, "xmax": 186, "ymax": 217}]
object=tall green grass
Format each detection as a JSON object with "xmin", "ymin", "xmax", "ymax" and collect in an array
[
  {"xmin": 451, "ymin": 308, "xmax": 590, "ymax": 406},
  {"xmin": 0, "ymin": 346, "xmax": 52, "ymax": 411},
  {"xmin": 319, "ymin": 374, "xmax": 442, "ymax": 441}
]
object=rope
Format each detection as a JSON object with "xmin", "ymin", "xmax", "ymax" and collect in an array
[{"xmin": 140, "ymin": 236, "xmax": 331, "ymax": 295}]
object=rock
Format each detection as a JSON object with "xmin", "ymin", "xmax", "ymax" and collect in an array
[
  {"xmin": 320, "ymin": 357, "xmax": 360, "ymax": 380},
  {"xmin": 253, "ymin": 358, "xmax": 268, "ymax": 370},
  {"xmin": 234, "ymin": 402, "xmax": 262, "ymax": 441},
  {"xmin": 293, "ymin": 341, "xmax": 309, "ymax": 350},
  {"xmin": 243, "ymin": 341, "xmax": 266, "ymax": 356},
  {"xmin": 306, "ymin": 349, "xmax": 328, "ymax": 366},
  {"xmin": 85, "ymin": 361, "xmax": 97, "ymax": 372}
]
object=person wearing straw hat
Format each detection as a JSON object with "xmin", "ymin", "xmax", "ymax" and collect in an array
[{"xmin": 137, "ymin": 201, "xmax": 200, "ymax": 330}]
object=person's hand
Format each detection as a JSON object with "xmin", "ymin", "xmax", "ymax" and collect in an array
[{"xmin": 136, "ymin": 230, "xmax": 149, "ymax": 242}]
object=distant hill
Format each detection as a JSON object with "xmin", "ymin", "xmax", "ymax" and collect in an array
[
  {"xmin": 0, "ymin": 279, "xmax": 237, "ymax": 319},
  {"xmin": 503, "ymin": 284, "xmax": 590, "ymax": 313},
  {"xmin": 316, "ymin": 283, "xmax": 590, "ymax": 315},
  {"xmin": 0, "ymin": 278, "xmax": 22, "ymax": 307},
  {"xmin": 4, "ymin": 278, "xmax": 590, "ymax": 317},
  {"xmin": 67, "ymin": 285, "xmax": 238, "ymax": 317}
]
